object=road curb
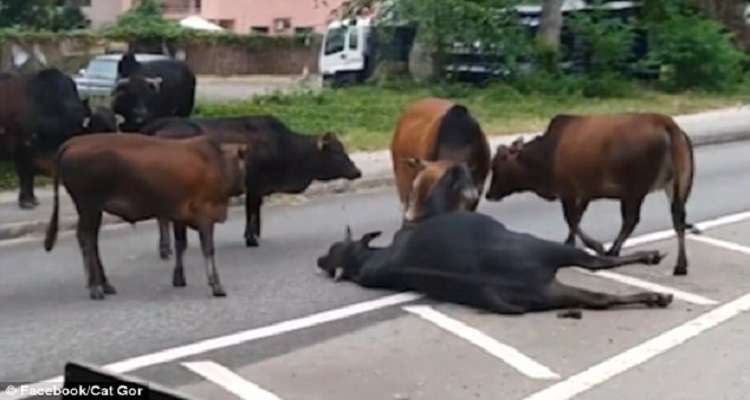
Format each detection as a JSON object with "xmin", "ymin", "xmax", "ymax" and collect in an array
[{"xmin": 2, "ymin": 128, "xmax": 750, "ymax": 244}]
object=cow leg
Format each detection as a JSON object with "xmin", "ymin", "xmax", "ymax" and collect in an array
[
  {"xmin": 479, "ymin": 287, "xmax": 526, "ymax": 315},
  {"xmin": 91, "ymin": 211, "xmax": 116, "ymax": 295},
  {"xmin": 569, "ymin": 247, "xmax": 664, "ymax": 271},
  {"xmin": 197, "ymin": 222, "xmax": 226, "ymax": 297},
  {"xmin": 561, "ymin": 197, "xmax": 606, "ymax": 254},
  {"xmin": 13, "ymin": 146, "xmax": 38, "ymax": 209},
  {"xmin": 157, "ymin": 218, "xmax": 173, "ymax": 260},
  {"xmin": 606, "ymin": 195, "xmax": 646, "ymax": 257},
  {"xmin": 542, "ymin": 281, "xmax": 673, "ymax": 311},
  {"xmin": 172, "ymin": 222, "xmax": 188, "ymax": 288},
  {"xmin": 244, "ymin": 192, "xmax": 262, "ymax": 247},
  {"xmin": 666, "ymin": 187, "xmax": 689, "ymax": 276},
  {"xmin": 76, "ymin": 210, "xmax": 105, "ymax": 300}
]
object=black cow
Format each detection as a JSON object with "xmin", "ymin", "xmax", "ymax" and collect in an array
[
  {"xmin": 0, "ymin": 68, "xmax": 91, "ymax": 209},
  {"xmin": 317, "ymin": 212, "xmax": 674, "ymax": 315},
  {"xmin": 111, "ymin": 53, "xmax": 196, "ymax": 132},
  {"xmin": 141, "ymin": 115, "xmax": 363, "ymax": 257}
]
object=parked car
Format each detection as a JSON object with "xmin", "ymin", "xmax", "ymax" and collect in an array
[{"xmin": 74, "ymin": 53, "xmax": 172, "ymax": 98}]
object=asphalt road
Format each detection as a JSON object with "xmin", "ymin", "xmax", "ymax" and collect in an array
[{"xmin": 1, "ymin": 140, "xmax": 750, "ymax": 399}]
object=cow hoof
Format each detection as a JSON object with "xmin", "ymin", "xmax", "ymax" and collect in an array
[
  {"xmin": 604, "ymin": 247, "xmax": 620, "ymax": 257},
  {"xmin": 103, "ymin": 283, "xmax": 117, "ymax": 295},
  {"xmin": 211, "ymin": 285, "xmax": 226, "ymax": 297},
  {"xmin": 245, "ymin": 236, "xmax": 259, "ymax": 247},
  {"xmin": 640, "ymin": 251, "xmax": 665, "ymax": 265},
  {"xmin": 18, "ymin": 199, "xmax": 38, "ymax": 209},
  {"xmin": 159, "ymin": 247, "xmax": 172, "ymax": 260},
  {"xmin": 173, "ymin": 273, "xmax": 186, "ymax": 287},
  {"xmin": 648, "ymin": 293, "xmax": 673, "ymax": 308},
  {"xmin": 89, "ymin": 287, "xmax": 105, "ymax": 300},
  {"xmin": 673, "ymin": 266, "xmax": 688, "ymax": 276}
]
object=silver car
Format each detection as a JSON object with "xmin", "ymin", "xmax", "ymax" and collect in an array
[{"xmin": 74, "ymin": 53, "xmax": 172, "ymax": 99}]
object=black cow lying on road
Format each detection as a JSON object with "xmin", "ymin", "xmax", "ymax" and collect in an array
[
  {"xmin": 140, "ymin": 115, "xmax": 363, "ymax": 258},
  {"xmin": 317, "ymin": 212, "xmax": 674, "ymax": 315}
]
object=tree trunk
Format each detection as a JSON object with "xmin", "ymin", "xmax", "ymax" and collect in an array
[{"xmin": 536, "ymin": 0, "xmax": 565, "ymax": 49}]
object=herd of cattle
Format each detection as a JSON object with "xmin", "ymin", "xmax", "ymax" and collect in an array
[{"xmin": 0, "ymin": 53, "xmax": 699, "ymax": 314}]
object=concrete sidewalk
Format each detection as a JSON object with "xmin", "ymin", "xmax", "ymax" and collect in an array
[{"xmin": 2, "ymin": 105, "xmax": 750, "ymax": 242}]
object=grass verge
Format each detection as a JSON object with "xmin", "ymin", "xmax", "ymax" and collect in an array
[{"xmin": 194, "ymin": 84, "xmax": 748, "ymax": 151}]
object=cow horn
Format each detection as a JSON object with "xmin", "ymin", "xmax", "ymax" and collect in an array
[
  {"xmin": 115, "ymin": 78, "xmax": 129, "ymax": 86},
  {"xmin": 332, "ymin": 267, "xmax": 345, "ymax": 282},
  {"xmin": 146, "ymin": 77, "xmax": 163, "ymax": 85}
]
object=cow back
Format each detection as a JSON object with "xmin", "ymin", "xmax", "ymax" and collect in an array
[
  {"xmin": 545, "ymin": 113, "xmax": 676, "ymax": 197},
  {"xmin": 390, "ymin": 97, "xmax": 490, "ymax": 206}
]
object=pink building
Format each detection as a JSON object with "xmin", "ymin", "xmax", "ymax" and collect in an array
[{"xmin": 79, "ymin": 0, "xmax": 350, "ymax": 34}]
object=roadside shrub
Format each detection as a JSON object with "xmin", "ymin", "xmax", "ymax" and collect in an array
[{"xmin": 640, "ymin": 2, "xmax": 746, "ymax": 93}]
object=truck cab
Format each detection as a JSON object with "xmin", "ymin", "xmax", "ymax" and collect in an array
[{"xmin": 318, "ymin": 16, "xmax": 374, "ymax": 87}]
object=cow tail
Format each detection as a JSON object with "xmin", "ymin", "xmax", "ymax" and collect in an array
[
  {"xmin": 44, "ymin": 146, "xmax": 65, "ymax": 252},
  {"xmin": 664, "ymin": 117, "xmax": 695, "ymax": 230}
]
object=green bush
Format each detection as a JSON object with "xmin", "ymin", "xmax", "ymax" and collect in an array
[{"xmin": 639, "ymin": 1, "xmax": 747, "ymax": 93}]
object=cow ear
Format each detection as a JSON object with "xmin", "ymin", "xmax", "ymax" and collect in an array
[
  {"xmin": 318, "ymin": 132, "xmax": 335, "ymax": 150},
  {"xmin": 360, "ymin": 231, "xmax": 382, "ymax": 246}
]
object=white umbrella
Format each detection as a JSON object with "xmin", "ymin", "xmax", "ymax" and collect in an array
[{"xmin": 179, "ymin": 15, "xmax": 225, "ymax": 31}]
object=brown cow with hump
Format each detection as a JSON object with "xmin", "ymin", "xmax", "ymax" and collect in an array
[
  {"xmin": 43, "ymin": 133, "xmax": 246, "ymax": 300},
  {"xmin": 485, "ymin": 112, "xmax": 701, "ymax": 276},
  {"xmin": 390, "ymin": 97, "xmax": 491, "ymax": 223}
]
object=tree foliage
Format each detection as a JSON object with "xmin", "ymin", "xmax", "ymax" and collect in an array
[{"xmin": 0, "ymin": 0, "xmax": 86, "ymax": 31}]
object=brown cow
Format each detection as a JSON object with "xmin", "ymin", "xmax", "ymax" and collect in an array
[
  {"xmin": 390, "ymin": 97, "xmax": 491, "ymax": 221},
  {"xmin": 43, "ymin": 133, "xmax": 246, "ymax": 300},
  {"xmin": 399, "ymin": 158, "xmax": 479, "ymax": 223},
  {"xmin": 485, "ymin": 112, "xmax": 700, "ymax": 276}
]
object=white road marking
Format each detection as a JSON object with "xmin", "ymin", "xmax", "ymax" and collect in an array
[
  {"xmin": 688, "ymin": 234, "xmax": 750, "ymax": 257},
  {"xmin": 5, "ymin": 210, "xmax": 750, "ymax": 400},
  {"xmin": 0, "ymin": 292, "xmax": 422, "ymax": 400},
  {"xmin": 404, "ymin": 305, "xmax": 561, "ymax": 380},
  {"xmin": 570, "ymin": 212, "xmax": 750, "ymax": 306},
  {"xmin": 522, "ymin": 291, "xmax": 750, "ymax": 400},
  {"xmin": 573, "ymin": 269, "xmax": 718, "ymax": 305},
  {"xmin": 182, "ymin": 361, "xmax": 281, "ymax": 400}
]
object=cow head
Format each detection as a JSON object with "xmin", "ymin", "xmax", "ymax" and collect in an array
[
  {"xmin": 485, "ymin": 137, "xmax": 529, "ymax": 201},
  {"xmin": 401, "ymin": 158, "xmax": 479, "ymax": 223},
  {"xmin": 309, "ymin": 132, "xmax": 362, "ymax": 181},
  {"xmin": 316, "ymin": 226, "xmax": 382, "ymax": 282},
  {"xmin": 110, "ymin": 75, "xmax": 163, "ymax": 132},
  {"xmin": 486, "ymin": 136, "xmax": 556, "ymax": 201}
]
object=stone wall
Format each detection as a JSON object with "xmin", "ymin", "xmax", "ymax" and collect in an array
[{"xmin": 0, "ymin": 36, "xmax": 322, "ymax": 76}]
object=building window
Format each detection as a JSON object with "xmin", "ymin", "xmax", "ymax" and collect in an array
[
  {"xmin": 273, "ymin": 18, "xmax": 291, "ymax": 33},
  {"xmin": 251, "ymin": 26, "xmax": 269, "ymax": 35}
]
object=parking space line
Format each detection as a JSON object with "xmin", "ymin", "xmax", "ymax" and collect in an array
[
  {"xmin": 182, "ymin": 361, "xmax": 281, "ymax": 400},
  {"xmin": 522, "ymin": 291, "xmax": 750, "ymax": 400},
  {"xmin": 0, "ymin": 292, "xmax": 423, "ymax": 400},
  {"xmin": 403, "ymin": 305, "xmax": 561, "ymax": 380},
  {"xmin": 573, "ymin": 269, "xmax": 718, "ymax": 305},
  {"xmin": 569, "ymin": 211, "xmax": 750, "ymax": 306},
  {"xmin": 688, "ymin": 234, "xmax": 750, "ymax": 257}
]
